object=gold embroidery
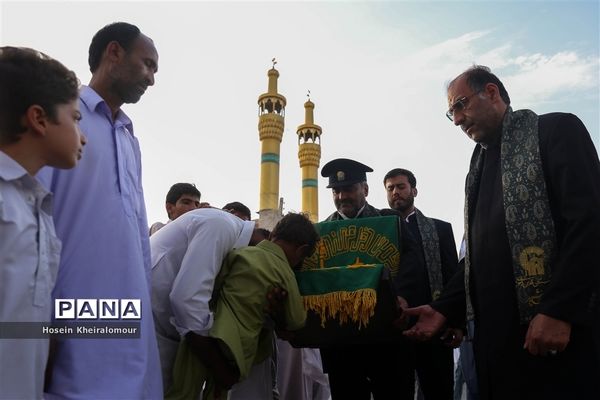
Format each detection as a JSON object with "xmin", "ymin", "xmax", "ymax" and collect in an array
[
  {"xmin": 347, "ymin": 257, "xmax": 377, "ymax": 269},
  {"xmin": 519, "ymin": 246, "xmax": 545, "ymax": 276},
  {"xmin": 304, "ymin": 226, "xmax": 400, "ymax": 271}
]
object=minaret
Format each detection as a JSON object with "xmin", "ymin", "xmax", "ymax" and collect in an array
[
  {"xmin": 257, "ymin": 60, "xmax": 286, "ymax": 229},
  {"xmin": 297, "ymin": 94, "xmax": 322, "ymax": 223}
]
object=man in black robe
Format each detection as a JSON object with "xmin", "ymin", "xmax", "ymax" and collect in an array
[
  {"xmin": 319, "ymin": 158, "xmax": 423, "ymax": 400},
  {"xmin": 404, "ymin": 66, "xmax": 600, "ymax": 399},
  {"xmin": 384, "ymin": 168, "xmax": 460, "ymax": 399}
]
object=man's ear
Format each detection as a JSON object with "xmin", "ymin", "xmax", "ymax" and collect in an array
[
  {"xmin": 24, "ymin": 105, "xmax": 49, "ymax": 136},
  {"xmin": 105, "ymin": 41, "xmax": 125, "ymax": 64},
  {"xmin": 484, "ymin": 82, "xmax": 501, "ymax": 103},
  {"xmin": 363, "ymin": 183, "xmax": 369, "ymax": 197},
  {"xmin": 413, "ymin": 187, "xmax": 418, "ymax": 198}
]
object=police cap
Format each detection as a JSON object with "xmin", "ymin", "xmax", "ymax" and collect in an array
[{"xmin": 321, "ymin": 158, "xmax": 373, "ymax": 188}]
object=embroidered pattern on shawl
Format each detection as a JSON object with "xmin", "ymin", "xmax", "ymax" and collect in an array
[
  {"xmin": 415, "ymin": 209, "xmax": 444, "ymax": 300},
  {"xmin": 464, "ymin": 107, "xmax": 556, "ymax": 323}
]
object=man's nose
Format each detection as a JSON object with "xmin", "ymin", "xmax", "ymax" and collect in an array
[
  {"xmin": 453, "ymin": 110, "xmax": 465, "ymax": 126},
  {"xmin": 336, "ymin": 191, "xmax": 348, "ymax": 201},
  {"xmin": 145, "ymin": 71, "xmax": 155, "ymax": 87},
  {"xmin": 79, "ymin": 128, "xmax": 88, "ymax": 146}
]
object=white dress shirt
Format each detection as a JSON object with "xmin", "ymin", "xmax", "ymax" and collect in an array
[
  {"xmin": 0, "ymin": 151, "xmax": 61, "ymax": 400},
  {"xmin": 150, "ymin": 207, "xmax": 254, "ymax": 389}
]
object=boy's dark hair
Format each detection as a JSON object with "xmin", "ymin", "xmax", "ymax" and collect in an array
[
  {"xmin": 88, "ymin": 22, "xmax": 141, "ymax": 73},
  {"xmin": 165, "ymin": 183, "xmax": 200, "ymax": 204},
  {"xmin": 382, "ymin": 168, "xmax": 417, "ymax": 188},
  {"xmin": 222, "ymin": 202, "xmax": 252, "ymax": 221},
  {"xmin": 272, "ymin": 213, "xmax": 320, "ymax": 256},
  {"xmin": 0, "ymin": 47, "xmax": 79, "ymax": 144}
]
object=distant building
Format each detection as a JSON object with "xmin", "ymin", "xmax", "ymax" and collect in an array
[{"xmin": 256, "ymin": 63, "xmax": 322, "ymax": 229}]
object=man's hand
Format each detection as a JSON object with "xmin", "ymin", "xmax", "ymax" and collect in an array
[
  {"xmin": 265, "ymin": 287, "xmax": 287, "ymax": 328},
  {"xmin": 524, "ymin": 313, "xmax": 571, "ymax": 356},
  {"xmin": 392, "ymin": 296, "xmax": 409, "ymax": 330},
  {"xmin": 440, "ymin": 327, "xmax": 464, "ymax": 348},
  {"xmin": 402, "ymin": 305, "xmax": 447, "ymax": 341}
]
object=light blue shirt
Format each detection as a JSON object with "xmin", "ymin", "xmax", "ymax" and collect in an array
[
  {"xmin": 0, "ymin": 151, "xmax": 60, "ymax": 400},
  {"xmin": 39, "ymin": 86, "xmax": 162, "ymax": 398}
]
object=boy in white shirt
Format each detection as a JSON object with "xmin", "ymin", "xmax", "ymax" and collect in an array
[{"xmin": 0, "ymin": 46, "xmax": 86, "ymax": 399}]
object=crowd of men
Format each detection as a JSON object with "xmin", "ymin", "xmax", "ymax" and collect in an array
[{"xmin": 0, "ymin": 19, "xmax": 598, "ymax": 400}]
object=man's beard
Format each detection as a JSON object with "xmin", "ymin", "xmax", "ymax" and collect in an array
[
  {"xmin": 112, "ymin": 78, "xmax": 144, "ymax": 105},
  {"xmin": 336, "ymin": 200, "xmax": 359, "ymax": 217},
  {"xmin": 392, "ymin": 196, "xmax": 414, "ymax": 213}
]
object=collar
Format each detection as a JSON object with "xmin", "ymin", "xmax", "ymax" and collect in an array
[
  {"xmin": 0, "ymin": 150, "xmax": 29, "ymax": 181},
  {"xmin": 404, "ymin": 209, "xmax": 416, "ymax": 223},
  {"xmin": 338, "ymin": 203, "xmax": 367, "ymax": 220},
  {"xmin": 234, "ymin": 220, "xmax": 256, "ymax": 248},
  {"xmin": 256, "ymin": 240, "xmax": 288, "ymax": 263},
  {"xmin": 0, "ymin": 150, "xmax": 52, "ymax": 213},
  {"xmin": 80, "ymin": 86, "xmax": 134, "ymax": 133}
]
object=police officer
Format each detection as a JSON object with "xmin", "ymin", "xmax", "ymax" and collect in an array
[{"xmin": 319, "ymin": 158, "xmax": 422, "ymax": 400}]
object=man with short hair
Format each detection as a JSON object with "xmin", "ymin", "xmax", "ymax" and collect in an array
[
  {"xmin": 405, "ymin": 65, "xmax": 600, "ymax": 399},
  {"xmin": 150, "ymin": 208, "xmax": 257, "ymax": 392},
  {"xmin": 384, "ymin": 168, "xmax": 460, "ymax": 399},
  {"xmin": 223, "ymin": 201, "xmax": 252, "ymax": 221},
  {"xmin": 164, "ymin": 213, "xmax": 318, "ymax": 400},
  {"xmin": 150, "ymin": 182, "xmax": 201, "ymax": 235},
  {"xmin": 319, "ymin": 158, "xmax": 422, "ymax": 400},
  {"xmin": 39, "ymin": 22, "xmax": 162, "ymax": 398}
]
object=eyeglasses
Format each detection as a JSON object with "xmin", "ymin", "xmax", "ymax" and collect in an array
[{"xmin": 445, "ymin": 91, "xmax": 481, "ymax": 121}]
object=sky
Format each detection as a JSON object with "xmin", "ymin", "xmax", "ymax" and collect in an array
[{"xmin": 2, "ymin": 0, "xmax": 598, "ymax": 249}]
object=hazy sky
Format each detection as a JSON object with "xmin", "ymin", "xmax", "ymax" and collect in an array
[{"xmin": 2, "ymin": 1, "xmax": 598, "ymax": 248}]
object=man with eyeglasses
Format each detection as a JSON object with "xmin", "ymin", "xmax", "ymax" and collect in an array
[{"xmin": 404, "ymin": 65, "xmax": 600, "ymax": 399}]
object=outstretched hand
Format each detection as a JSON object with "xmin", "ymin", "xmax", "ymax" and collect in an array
[{"xmin": 402, "ymin": 305, "xmax": 446, "ymax": 341}]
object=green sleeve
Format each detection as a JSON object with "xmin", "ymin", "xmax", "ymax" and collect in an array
[{"xmin": 283, "ymin": 266, "xmax": 307, "ymax": 331}]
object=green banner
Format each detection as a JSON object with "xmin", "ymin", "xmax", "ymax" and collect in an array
[
  {"xmin": 301, "ymin": 215, "xmax": 401, "ymax": 275},
  {"xmin": 295, "ymin": 216, "xmax": 401, "ymax": 328}
]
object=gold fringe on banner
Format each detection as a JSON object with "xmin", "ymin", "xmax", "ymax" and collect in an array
[{"xmin": 303, "ymin": 289, "xmax": 377, "ymax": 329}]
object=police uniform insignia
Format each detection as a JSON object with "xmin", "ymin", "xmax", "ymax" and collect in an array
[{"xmin": 321, "ymin": 158, "xmax": 373, "ymax": 189}]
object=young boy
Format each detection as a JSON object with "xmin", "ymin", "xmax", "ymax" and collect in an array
[
  {"xmin": 166, "ymin": 213, "xmax": 319, "ymax": 400},
  {"xmin": 149, "ymin": 183, "xmax": 202, "ymax": 235},
  {"xmin": 0, "ymin": 47, "xmax": 86, "ymax": 399}
]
